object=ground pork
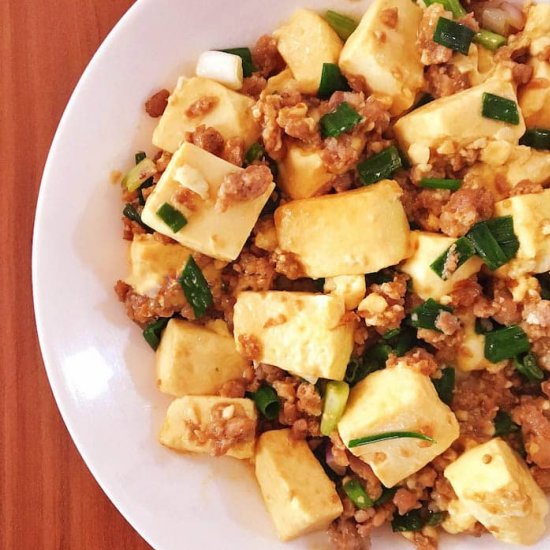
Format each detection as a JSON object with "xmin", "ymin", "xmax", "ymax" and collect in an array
[
  {"xmin": 252, "ymin": 34, "xmax": 285, "ymax": 78},
  {"xmin": 219, "ymin": 378, "xmax": 248, "ymax": 398},
  {"xmin": 512, "ymin": 62, "xmax": 534, "ymax": 85},
  {"xmin": 425, "ymin": 64, "xmax": 471, "ymax": 98},
  {"xmin": 185, "ymin": 96, "xmax": 218, "ymax": 118},
  {"xmin": 387, "ymin": 347, "xmax": 440, "ymax": 376},
  {"xmin": 227, "ymin": 250, "xmax": 276, "ymax": 294},
  {"xmin": 222, "ymin": 137, "xmax": 245, "ymax": 167},
  {"xmin": 509, "ymin": 179, "xmax": 544, "ymax": 196},
  {"xmin": 238, "ymin": 334, "xmax": 263, "ymax": 361},
  {"xmin": 145, "ymin": 89, "xmax": 170, "ymax": 117},
  {"xmin": 417, "ymin": 4, "xmax": 453, "ymax": 66},
  {"xmin": 276, "ymin": 102, "xmax": 320, "ymax": 144},
  {"xmin": 273, "ymin": 251, "xmax": 306, "ymax": 280},
  {"xmin": 241, "ymin": 73, "xmax": 268, "ymax": 98},
  {"xmin": 449, "ymin": 277, "xmax": 483, "ymax": 310},
  {"xmin": 522, "ymin": 300, "xmax": 550, "ymax": 369},
  {"xmin": 173, "ymin": 187, "xmax": 200, "ymax": 211},
  {"xmin": 380, "ymin": 7, "xmax": 398, "ymax": 28},
  {"xmin": 393, "ymin": 488, "xmax": 422, "ymax": 515},
  {"xmin": 216, "ymin": 164, "xmax": 273, "ymax": 211},
  {"xmin": 187, "ymin": 124, "xmax": 225, "ymax": 157},
  {"xmin": 512, "ymin": 396, "xmax": 550, "ymax": 468},
  {"xmin": 409, "ymin": 188, "xmax": 452, "ymax": 232},
  {"xmin": 328, "ymin": 517, "xmax": 370, "ymax": 550},
  {"xmin": 322, "ymin": 134, "xmax": 364, "ymax": 174}
]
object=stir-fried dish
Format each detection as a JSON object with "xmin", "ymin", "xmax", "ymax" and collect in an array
[{"xmin": 114, "ymin": 0, "xmax": 550, "ymax": 547}]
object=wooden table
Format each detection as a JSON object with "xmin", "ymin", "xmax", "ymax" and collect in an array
[{"xmin": 1, "ymin": 2, "xmax": 151, "ymax": 548}]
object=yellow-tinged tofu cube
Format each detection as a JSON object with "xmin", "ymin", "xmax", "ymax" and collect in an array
[
  {"xmin": 324, "ymin": 275, "xmax": 366, "ymax": 310},
  {"xmin": 495, "ymin": 189, "xmax": 550, "ymax": 276},
  {"xmin": 156, "ymin": 319, "xmax": 247, "ymax": 397},
  {"xmin": 519, "ymin": 59, "xmax": 550, "ymax": 129},
  {"xmin": 338, "ymin": 362, "xmax": 459, "ymax": 487},
  {"xmin": 400, "ymin": 231, "xmax": 483, "ymax": 301},
  {"xmin": 275, "ymin": 181, "xmax": 410, "ymax": 278},
  {"xmin": 452, "ymin": 44, "xmax": 497, "ymax": 87},
  {"xmin": 125, "ymin": 234, "xmax": 191, "ymax": 297},
  {"xmin": 442, "ymin": 499, "xmax": 477, "ymax": 535},
  {"xmin": 255, "ymin": 429, "xmax": 343, "ymax": 541},
  {"xmin": 142, "ymin": 142, "xmax": 274, "ymax": 261},
  {"xmin": 394, "ymin": 77, "xmax": 525, "ymax": 164},
  {"xmin": 233, "ymin": 291, "xmax": 354, "ymax": 381},
  {"xmin": 338, "ymin": 0, "xmax": 424, "ymax": 116},
  {"xmin": 444, "ymin": 438, "xmax": 549, "ymax": 545},
  {"xmin": 159, "ymin": 396, "xmax": 257, "ymax": 459},
  {"xmin": 264, "ymin": 68, "xmax": 299, "ymax": 95},
  {"xmin": 273, "ymin": 9, "xmax": 343, "ymax": 95},
  {"xmin": 152, "ymin": 76, "xmax": 260, "ymax": 154},
  {"xmin": 523, "ymin": 4, "xmax": 550, "ymax": 57}
]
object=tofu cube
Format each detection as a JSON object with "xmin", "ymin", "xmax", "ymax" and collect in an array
[
  {"xmin": 400, "ymin": 231, "xmax": 483, "ymax": 301},
  {"xmin": 152, "ymin": 76, "xmax": 260, "ymax": 154},
  {"xmin": 273, "ymin": 9, "xmax": 343, "ymax": 95},
  {"xmin": 394, "ymin": 77, "xmax": 525, "ymax": 164},
  {"xmin": 519, "ymin": 59, "xmax": 550, "ymax": 129},
  {"xmin": 141, "ymin": 142, "xmax": 275, "ymax": 261},
  {"xmin": 264, "ymin": 68, "xmax": 299, "ymax": 95},
  {"xmin": 338, "ymin": 361, "xmax": 459, "ymax": 487},
  {"xmin": 159, "ymin": 396, "xmax": 257, "ymax": 459},
  {"xmin": 156, "ymin": 319, "xmax": 247, "ymax": 397},
  {"xmin": 523, "ymin": 4, "xmax": 550, "ymax": 57},
  {"xmin": 255, "ymin": 429, "xmax": 343, "ymax": 541},
  {"xmin": 444, "ymin": 438, "xmax": 549, "ymax": 545},
  {"xmin": 125, "ymin": 234, "xmax": 191, "ymax": 296},
  {"xmin": 456, "ymin": 315, "xmax": 504, "ymax": 372},
  {"xmin": 233, "ymin": 291, "xmax": 354, "ymax": 381},
  {"xmin": 274, "ymin": 181, "xmax": 411, "ymax": 278},
  {"xmin": 324, "ymin": 275, "xmax": 367, "ymax": 310},
  {"xmin": 339, "ymin": 0, "xmax": 424, "ymax": 116},
  {"xmin": 495, "ymin": 189, "xmax": 550, "ymax": 276}
]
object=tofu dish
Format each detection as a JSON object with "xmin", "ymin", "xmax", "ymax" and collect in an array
[{"xmin": 114, "ymin": 0, "xmax": 550, "ymax": 548}]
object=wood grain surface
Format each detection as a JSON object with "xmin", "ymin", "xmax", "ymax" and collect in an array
[{"xmin": 0, "ymin": 1, "xmax": 151, "ymax": 548}]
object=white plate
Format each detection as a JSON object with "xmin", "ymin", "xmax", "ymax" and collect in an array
[{"xmin": 33, "ymin": 0, "xmax": 549, "ymax": 548}]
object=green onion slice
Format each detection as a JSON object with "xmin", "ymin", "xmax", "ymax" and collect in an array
[
  {"xmin": 220, "ymin": 47, "xmax": 256, "ymax": 77},
  {"xmin": 122, "ymin": 203, "xmax": 151, "ymax": 232},
  {"xmin": 343, "ymin": 479, "xmax": 374, "ymax": 509},
  {"xmin": 426, "ymin": 511, "xmax": 446, "ymax": 527},
  {"xmin": 410, "ymin": 298, "xmax": 453, "ymax": 332},
  {"xmin": 392, "ymin": 509, "xmax": 424, "ymax": 532},
  {"xmin": 178, "ymin": 256, "xmax": 213, "ymax": 318},
  {"xmin": 142, "ymin": 317, "xmax": 169, "ymax": 350},
  {"xmin": 474, "ymin": 29, "xmax": 507, "ymax": 51},
  {"xmin": 415, "ymin": 94, "xmax": 434, "ymax": 109},
  {"xmin": 419, "ymin": 178, "xmax": 462, "ymax": 191},
  {"xmin": 324, "ymin": 10, "xmax": 358, "ymax": 41},
  {"xmin": 320, "ymin": 381, "xmax": 350, "ymax": 436},
  {"xmin": 250, "ymin": 385, "xmax": 280, "ymax": 420},
  {"xmin": 432, "ymin": 367, "xmax": 455, "ymax": 405},
  {"xmin": 484, "ymin": 325, "xmax": 530, "ymax": 363},
  {"xmin": 318, "ymin": 63, "xmax": 350, "ymax": 100},
  {"xmin": 383, "ymin": 328, "xmax": 401, "ymax": 340},
  {"xmin": 358, "ymin": 145, "xmax": 402, "ymax": 186},
  {"xmin": 245, "ymin": 142, "xmax": 265, "ymax": 165},
  {"xmin": 156, "ymin": 203, "xmax": 187, "ymax": 233},
  {"xmin": 520, "ymin": 128, "xmax": 550, "ymax": 151},
  {"xmin": 433, "ymin": 17, "xmax": 475, "ymax": 55},
  {"xmin": 537, "ymin": 273, "xmax": 550, "ymax": 300},
  {"xmin": 122, "ymin": 157, "xmax": 156, "ymax": 192},
  {"xmin": 320, "ymin": 101, "xmax": 362, "ymax": 138},
  {"xmin": 430, "ymin": 237, "xmax": 476, "ymax": 280},
  {"xmin": 514, "ymin": 353, "xmax": 544, "ymax": 382},
  {"xmin": 348, "ymin": 431, "xmax": 435, "ymax": 449},
  {"xmin": 374, "ymin": 487, "xmax": 397, "ymax": 507},
  {"xmin": 424, "ymin": 0, "xmax": 466, "ymax": 18},
  {"xmin": 135, "ymin": 151, "xmax": 147, "ymax": 164},
  {"xmin": 482, "ymin": 92, "xmax": 520, "ymax": 125},
  {"xmin": 493, "ymin": 410, "xmax": 520, "ymax": 437}
]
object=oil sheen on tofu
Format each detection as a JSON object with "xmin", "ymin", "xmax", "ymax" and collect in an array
[
  {"xmin": 445, "ymin": 439, "xmax": 549, "ymax": 545},
  {"xmin": 338, "ymin": 362, "xmax": 459, "ymax": 487},
  {"xmin": 255, "ymin": 429, "xmax": 343, "ymax": 541}
]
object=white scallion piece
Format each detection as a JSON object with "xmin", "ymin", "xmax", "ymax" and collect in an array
[{"xmin": 195, "ymin": 51, "xmax": 243, "ymax": 90}]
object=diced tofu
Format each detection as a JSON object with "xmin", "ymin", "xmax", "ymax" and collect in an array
[
  {"xmin": 274, "ymin": 181, "xmax": 410, "ymax": 278},
  {"xmin": 264, "ymin": 68, "xmax": 299, "ymax": 95},
  {"xmin": 494, "ymin": 189, "xmax": 550, "ymax": 276},
  {"xmin": 338, "ymin": 0, "xmax": 424, "ymax": 116},
  {"xmin": 338, "ymin": 361, "xmax": 459, "ymax": 487},
  {"xmin": 273, "ymin": 9, "xmax": 343, "ymax": 95},
  {"xmin": 444, "ymin": 438, "xmax": 549, "ymax": 545},
  {"xmin": 141, "ymin": 142, "xmax": 274, "ymax": 261},
  {"xmin": 159, "ymin": 395, "xmax": 257, "ymax": 459},
  {"xmin": 519, "ymin": 59, "xmax": 550, "ymax": 128},
  {"xmin": 452, "ymin": 44, "xmax": 497, "ymax": 87},
  {"xmin": 523, "ymin": 4, "xmax": 550, "ymax": 57},
  {"xmin": 400, "ymin": 231, "xmax": 483, "ymax": 301},
  {"xmin": 394, "ymin": 77, "xmax": 525, "ymax": 165},
  {"xmin": 442, "ymin": 499, "xmax": 477, "ymax": 535},
  {"xmin": 233, "ymin": 291, "xmax": 354, "ymax": 381},
  {"xmin": 156, "ymin": 319, "xmax": 247, "ymax": 397},
  {"xmin": 255, "ymin": 429, "xmax": 343, "ymax": 541},
  {"xmin": 125, "ymin": 234, "xmax": 191, "ymax": 296},
  {"xmin": 152, "ymin": 76, "xmax": 260, "ymax": 153},
  {"xmin": 324, "ymin": 275, "xmax": 366, "ymax": 310}
]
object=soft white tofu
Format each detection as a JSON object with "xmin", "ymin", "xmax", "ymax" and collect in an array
[
  {"xmin": 442, "ymin": 498, "xmax": 477, "ymax": 535},
  {"xmin": 273, "ymin": 9, "xmax": 343, "ymax": 95},
  {"xmin": 233, "ymin": 291, "xmax": 354, "ymax": 381},
  {"xmin": 338, "ymin": 361, "xmax": 459, "ymax": 487},
  {"xmin": 264, "ymin": 68, "xmax": 300, "ymax": 95},
  {"xmin": 152, "ymin": 76, "xmax": 260, "ymax": 153},
  {"xmin": 444, "ymin": 438, "xmax": 549, "ymax": 545},
  {"xmin": 125, "ymin": 234, "xmax": 191, "ymax": 297},
  {"xmin": 159, "ymin": 395, "xmax": 257, "ymax": 459},
  {"xmin": 519, "ymin": 59, "xmax": 550, "ymax": 129},
  {"xmin": 274, "ymin": 181, "xmax": 411, "ymax": 278},
  {"xmin": 141, "ymin": 142, "xmax": 274, "ymax": 261},
  {"xmin": 494, "ymin": 189, "xmax": 550, "ymax": 277},
  {"xmin": 451, "ymin": 44, "xmax": 497, "ymax": 87},
  {"xmin": 156, "ymin": 319, "xmax": 247, "ymax": 397},
  {"xmin": 338, "ymin": 0, "xmax": 424, "ymax": 116},
  {"xmin": 255, "ymin": 429, "xmax": 343, "ymax": 541},
  {"xmin": 394, "ymin": 77, "xmax": 525, "ymax": 165},
  {"xmin": 324, "ymin": 275, "xmax": 366, "ymax": 310},
  {"xmin": 523, "ymin": 4, "xmax": 550, "ymax": 57},
  {"xmin": 400, "ymin": 231, "xmax": 483, "ymax": 301}
]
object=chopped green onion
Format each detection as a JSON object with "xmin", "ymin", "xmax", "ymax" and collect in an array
[
  {"xmin": 484, "ymin": 325, "xmax": 530, "ymax": 363},
  {"xmin": 537, "ymin": 273, "xmax": 550, "ymax": 300},
  {"xmin": 520, "ymin": 128, "xmax": 550, "ymax": 151},
  {"xmin": 142, "ymin": 317, "xmax": 169, "ymax": 350},
  {"xmin": 135, "ymin": 151, "xmax": 147, "ymax": 164},
  {"xmin": 324, "ymin": 10, "xmax": 358, "ymax": 41},
  {"xmin": 320, "ymin": 101, "xmax": 362, "ymax": 138},
  {"xmin": 320, "ymin": 382, "xmax": 350, "ymax": 436},
  {"xmin": 433, "ymin": 17, "xmax": 475, "ymax": 55},
  {"xmin": 391, "ymin": 509, "xmax": 425, "ymax": 532},
  {"xmin": 426, "ymin": 511, "xmax": 446, "ymax": 527},
  {"xmin": 156, "ymin": 203, "xmax": 187, "ymax": 233},
  {"xmin": 374, "ymin": 487, "xmax": 397, "ymax": 507},
  {"xmin": 430, "ymin": 237, "xmax": 476, "ymax": 280},
  {"xmin": 358, "ymin": 145, "xmax": 403, "ymax": 186},
  {"xmin": 348, "ymin": 431, "xmax": 435, "ymax": 449},
  {"xmin": 419, "ymin": 178, "xmax": 462, "ymax": 191},
  {"xmin": 343, "ymin": 479, "xmax": 374, "ymax": 509},
  {"xmin": 245, "ymin": 142, "xmax": 265, "ymax": 165},
  {"xmin": 122, "ymin": 157, "xmax": 156, "ymax": 192},
  {"xmin": 482, "ymin": 92, "xmax": 520, "ymax": 125},
  {"xmin": 383, "ymin": 328, "xmax": 401, "ymax": 340},
  {"xmin": 410, "ymin": 299, "xmax": 453, "ymax": 332},
  {"xmin": 424, "ymin": 0, "xmax": 466, "ymax": 18},
  {"xmin": 514, "ymin": 353, "xmax": 544, "ymax": 382},
  {"xmin": 432, "ymin": 367, "xmax": 455, "ymax": 405},
  {"xmin": 122, "ymin": 203, "xmax": 151, "ymax": 232},
  {"xmin": 220, "ymin": 47, "xmax": 256, "ymax": 77},
  {"xmin": 392, "ymin": 327, "xmax": 417, "ymax": 357},
  {"xmin": 318, "ymin": 63, "xmax": 350, "ymax": 100},
  {"xmin": 251, "ymin": 385, "xmax": 280, "ymax": 420},
  {"xmin": 415, "ymin": 93, "xmax": 434, "ymax": 108},
  {"xmin": 486, "ymin": 216, "xmax": 519, "ymax": 260},
  {"xmin": 474, "ymin": 29, "xmax": 507, "ymax": 51},
  {"xmin": 493, "ymin": 410, "xmax": 520, "ymax": 437},
  {"xmin": 178, "ymin": 256, "xmax": 213, "ymax": 318}
]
